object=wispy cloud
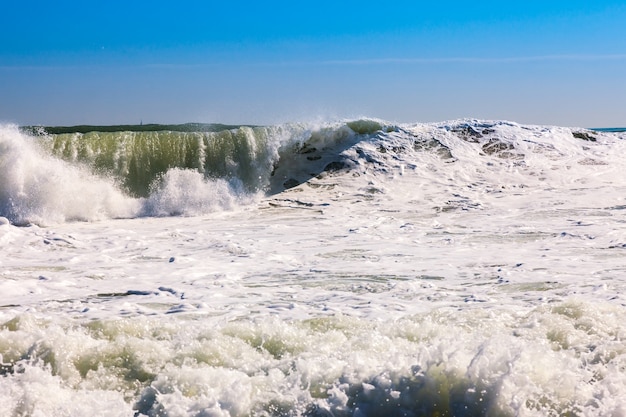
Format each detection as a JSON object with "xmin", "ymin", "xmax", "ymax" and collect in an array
[
  {"xmin": 148, "ymin": 53, "xmax": 626, "ymax": 69},
  {"xmin": 309, "ymin": 54, "xmax": 626, "ymax": 66},
  {"xmin": 2, "ymin": 53, "xmax": 626, "ymax": 71}
]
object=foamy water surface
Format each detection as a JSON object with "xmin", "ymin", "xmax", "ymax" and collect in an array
[{"xmin": 2, "ymin": 120, "xmax": 626, "ymax": 416}]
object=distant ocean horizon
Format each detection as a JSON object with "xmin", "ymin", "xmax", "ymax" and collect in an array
[{"xmin": 591, "ymin": 126, "xmax": 626, "ymax": 132}]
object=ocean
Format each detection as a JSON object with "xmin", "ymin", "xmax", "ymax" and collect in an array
[{"xmin": 1, "ymin": 119, "xmax": 626, "ymax": 416}]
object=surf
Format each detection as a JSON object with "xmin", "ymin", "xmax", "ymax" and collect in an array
[
  {"xmin": 2, "ymin": 118, "xmax": 626, "ymax": 416},
  {"xmin": 1, "ymin": 119, "xmax": 624, "ymax": 225}
]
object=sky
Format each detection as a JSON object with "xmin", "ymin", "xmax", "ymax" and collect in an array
[{"xmin": 1, "ymin": 1, "xmax": 625, "ymax": 127}]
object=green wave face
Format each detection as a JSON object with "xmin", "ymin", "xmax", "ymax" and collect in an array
[
  {"xmin": 3, "ymin": 120, "xmax": 390, "ymax": 223},
  {"xmin": 39, "ymin": 127, "xmax": 277, "ymax": 197}
]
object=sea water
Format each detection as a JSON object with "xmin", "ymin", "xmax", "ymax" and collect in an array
[{"xmin": 1, "ymin": 120, "xmax": 626, "ymax": 416}]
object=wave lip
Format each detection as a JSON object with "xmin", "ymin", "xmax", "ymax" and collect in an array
[{"xmin": 20, "ymin": 122, "xmax": 253, "ymax": 135}]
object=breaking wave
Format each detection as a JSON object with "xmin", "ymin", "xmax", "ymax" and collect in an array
[{"xmin": 1, "ymin": 119, "xmax": 623, "ymax": 225}]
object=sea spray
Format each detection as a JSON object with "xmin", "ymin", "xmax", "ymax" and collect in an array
[
  {"xmin": 142, "ymin": 169, "xmax": 252, "ymax": 217},
  {"xmin": 0, "ymin": 124, "xmax": 140, "ymax": 225}
]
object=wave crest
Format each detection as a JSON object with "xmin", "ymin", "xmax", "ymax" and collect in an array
[{"xmin": 3, "ymin": 119, "xmax": 624, "ymax": 225}]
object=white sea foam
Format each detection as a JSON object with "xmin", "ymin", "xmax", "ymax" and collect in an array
[
  {"xmin": 2, "ymin": 120, "xmax": 626, "ymax": 416},
  {"xmin": 0, "ymin": 125, "xmax": 141, "ymax": 225},
  {"xmin": 142, "ymin": 168, "xmax": 257, "ymax": 217}
]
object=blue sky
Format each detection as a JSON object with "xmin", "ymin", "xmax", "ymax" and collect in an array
[{"xmin": 1, "ymin": 1, "xmax": 625, "ymax": 127}]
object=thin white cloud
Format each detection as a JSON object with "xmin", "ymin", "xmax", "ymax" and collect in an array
[
  {"xmin": 312, "ymin": 54, "xmax": 626, "ymax": 66},
  {"xmin": 2, "ymin": 53, "xmax": 626, "ymax": 71}
]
